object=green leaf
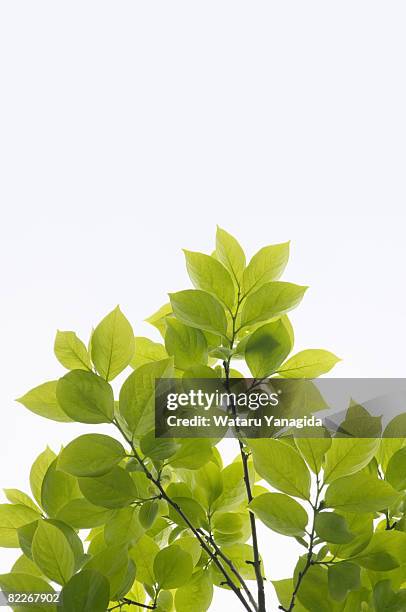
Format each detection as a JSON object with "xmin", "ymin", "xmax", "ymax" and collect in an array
[
  {"xmin": 165, "ymin": 318, "xmax": 208, "ymax": 370},
  {"xmin": 213, "ymin": 461, "xmax": 254, "ymax": 511},
  {"xmin": 216, "ymin": 226, "xmax": 246, "ymax": 285},
  {"xmin": 272, "ymin": 578, "xmax": 307, "ymax": 612},
  {"xmin": 325, "ymin": 472, "xmax": 401, "ymax": 513},
  {"xmin": 241, "ymin": 282, "xmax": 307, "ymax": 328},
  {"xmin": 192, "ymin": 463, "xmax": 223, "ymax": 509},
  {"xmin": 54, "ymin": 331, "xmax": 92, "ymax": 371},
  {"xmin": 168, "ymin": 439, "xmax": 213, "ymax": 469},
  {"xmin": 294, "ymin": 434, "xmax": 331, "ymax": 474},
  {"xmin": 11, "ymin": 554, "xmax": 43, "ymax": 577},
  {"xmin": 59, "ymin": 434, "xmax": 125, "ymax": 477},
  {"xmin": 249, "ymin": 492, "xmax": 308, "ymax": 537},
  {"xmin": 139, "ymin": 501, "xmax": 159, "ymax": 529},
  {"xmin": 56, "ymin": 499, "xmax": 115, "ymax": 529},
  {"xmin": 17, "ymin": 381, "xmax": 72, "ymax": 423},
  {"xmin": 119, "ymin": 358, "xmax": 173, "ymax": 438},
  {"xmin": 83, "ymin": 544, "xmax": 129, "ymax": 599},
  {"xmin": 79, "ymin": 466, "xmax": 137, "ymax": 509},
  {"xmin": 169, "ymin": 290, "xmax": 228, "ymax": 337},
  {"xmin": 295, "ymin": 561, "xmax": 331, "ymax": 612},
  {"xmin": 352, "ymin": 531, "xmax": 406, "ymax": 570},
  {"xmin": 328, "ymin": 562, "xmax": 360, "ymax": 602},
  {"xmin": 328, "ymin": 511, "xmax": 374, "ymax": 560},
  {"xmin": 245, "ymin": 319, "xmax": 293, "ymax": 378},
  {"xmin": 56, "ymin": 370, "xmax": 114, "ymax": 424},
  {"xmin": 91, "ymin": 306, "xmax": 135, "ymax": 380},
  {"xmin": 278, "ymin": 349, "xmax": 340, "ymax": 378},
  {"xmin": 168, "ymin": 497, "xmax": 206, "ymax": 529},
  {"xmin": 175, "ymin": 536, "xmax": 202, "ymax": 567},
  {"xmin": 242, "ymin": 242, "xmax": 290, "ymax": 295},
  {"xmin": 41, "ymin": 460, "xmax": 80, "ymax": 517},
  {"xmin": 104, "ymin": 507, "xmax": 143, "ymax": 546},
  {"xmin": 130, "ymin": 337, "xmax": 168, "ymax": 369},
  {"xmin": 386, "ymin": 447, "xmax": 406, "ymax": 491},
  {"xmin": 219, "ymin": 544, "xmax": 260, "ymax": 580},
  {"xmin": 250, "ymin": 439, "xmax": 311, "ymax": 500},
  {"xmin": 32, "ymin": 521, "xmax": 75, "ymax": 585},
  {"xmin": 184, "ymin": 250, "xmax": 236, "ymax": 308},
  {"xmin": 0, "ymin": 505, "xmax": 40, "ymax": 548},
  {"xmin": 140, "ymin": 430, "xmax": 179, "ymax": 461},
  {"xmin": 129, "ymin": 535, "xmax": 159, "ymax": 586},
  {"xmin": 324, "ymin": 438, "xmax": 380, "ymax": 483},
  {"xmin": 3, "ymin": 490, "xmax": 40, "ymax": 514},
  {"xmin": 0, "ymin": 573, "xmax": 55, "ymax": 612},
  {"xmin": 315, "ymin": 512, "xmax": 354, "ymax": 544},
  {"xmin": 175, "ymin": 569, "xmax": 213, "ymax": 612},
  {"xmin": 17, "ymin": 521, "xmax": 39, "ymax": 560},
  {"xmin": 30, "ymin": 447, "xmax": 56, "ymax": 507},
  {"xmin": 145, "ymin": 303, "xmax": 172, "ymax": 337},
  {"xmin": 59, "ymin": 569, "xmax": 110, "ymax": 612},
  {"xmin": 153, "ymin": 544, "xmax": 193, "ymax": 589}
]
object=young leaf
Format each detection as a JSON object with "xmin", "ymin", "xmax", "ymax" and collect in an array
[
  {"xmin": 325, "ymin": 472, "xmax": 401, "ymax": 513},
  {"xmin": 130, "ymin": 337, "xmax": 168, "ymax": 369},
  {"xmin": 328, "ymin": 562, "xmax": 360, "ymax": 602},
  {"xmin": 168, "ymin": 439, "xmax": 213, "ymax": 470},
  {"xmin": 11, "ymin": 554, "xmax": 43, "ymax": 577},
  {"xmin": 140, "ymin": 430, "xmax": 179, "ymax": 461},
  {"xmin": 278, "ymin": 349, "xmax": 341, "ymax": 378},
  {"xmin": 386, "ymin": 447, "xmax": 406, "ymax": 491},
  {"xmin": 175, "ymin": 569, "xmax": 213, "ymax": 612},
  {"xmin": 295, "ymin": 561, "xmax": 330, "ymax": 612},
  {"xmin": 59, "ymin": 434, "xmax": 126, "ymax": 477},
  {"xmin": 165, "ymin": 318, "xmax": 208, "ymax": 370},
  {"xmin": 245, "ymin": 318, "xmax": 293, "ymax": 378},
  {"xmin": 250, "ymin": 439, "xmax": 311, "ymax": 500},
  {"xmin": 30, "ymin": 447, "xmax": 57, "ymax": 507},
  {"xmin": 216, "ymin": 226, "xmax": 246, "ymax": 285},
  {"xmin": 59, "ymin": 569, "xmax": 110, "ymax": 612},
  {"xmin": 323, "ymin": 438, "xmax": 380, "ymax": 483},
  {"xmin": 241, "ymin": 282, "xmax": 307, "ymax": 328},
  {"xmin": 0, "ymin": 505, "xmax": 41, "ymax": 548},
  {"xmin": 91, "ymin": 306, "xmax": 135, "ymax": 381},
  {"xmin": 56, "ymin": 370, "xmax": 114, "ymax": 424},
  {"xmin": 183, "ymin": 250, "xmax": 236, "ymax": 308},
  {"xmin": 169, "ymin": 290, "xmax": 228, "ymax": 337},
  {"xmin": 78, "ymin": 466, "xmax": 137, "ymax": 509},
  {"xmin": 153, "ymin": 544, "xmax": 193, "ymax": 589},
  {"xmin": 17, "ymin": 381, "xmax": 72, "ymax": 423},
  {"xmin": 139, "ymin": 500, "xmax": 159, "ymax": 530},
  {"xmin": 315, "ymin": 512, "xmax": 353, "ymax": 544},
  {"xmin": 32, "ymin": 521, "xmax": 75, "ymax": 585},
  {"xmin": 54, "ymin": 331, "xmax": 92, "ymax": 371},
  {"xmin": 249, "ymin": 492, "xmax": 308, "ymax": 537},
  {"xmin": 119, "ymin": 358, "xmax": 173, "ymax": 438},
  {"xmin": 242, "ymin": 242, "xmax": 290, "ymax": 295}
]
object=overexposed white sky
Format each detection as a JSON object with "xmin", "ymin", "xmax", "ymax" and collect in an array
[{"xmin": 1, "ymin": 2, "xmax": 406, "ymax": 610}]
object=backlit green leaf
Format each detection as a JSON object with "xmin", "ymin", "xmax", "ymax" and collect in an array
[
  {"xmin": 32, "ymin": 521, "xmax": 74, "ymax": 585},
  {"xmin": 153, "ymin": 544, "xmax": 193, "ymax": 589},
  {"xmin": 30, "ymin": 447, "xmax": 56, "ymax": 507},
  {"xmin": 216, "ymin": 226, "xmax": 246, "ymax": 285},
  {"xmin": 328, "ymin": 562, "xmax": 360, "ymax": 602},
  {"xmin": 325, "ymin": 472, "xmax": 400, "ymax": 513},
  {"xmin": 184, "ymin": 249, "xmax": 236, "ymax": 308},
  {"xmin": 56, "ymin": 370, "xmax": 114, "ymax": 424},
  {"xmin": 294, "ymin": 433, "xmax": 331, "ymax": 474},
  {"xmin": 175, "ymin": 569, "xmax": 213, "ymax": 612},
  {"xmin": 386, "ymin": 447, "xmax": 406, "ymax": 491},
  {"xmin": 278, "ymin": 349, "xmax": 340, "ymax": 378},
  {"xmin": 0, "ymin": 505, "xmax": 40, "ymax": 548},
  {"xmin": 249, "ymin": 492, "xmax": 308, "ymax": 536},
  {"xmin": 250, "ymin": 439, "xmax": 311, "ymax": 500},
  {"xmin": 56, "ymin": 499, "xmax": 115, "ymax": 529},
  {"xmin": 0, "ymin": 573, "xmax": 55, "ymax": 612},
  {"xmin": 130, "ymin": 337, "xmax": 168, "ymax": 369},
  {"xmin": 59, "ymin": 434, "xmax": 125, "ymax": 477},
  {"xmin": 245, "ymin": 318, "xmax": 293, "ymax": 378},
  {"xmin": 165, "ymin": 318, "xmax": 208, "ymax": 370},
  {"xmin": 315, "ymin": 512, "xmax": 353, "ymax": 544},
  {"xmin": 54, "ymin": 331, "xmax": 92, "ymax": 372},
  {"xmin": 59, "ymin": 569, "xmax": 110, "ymax": 612},
  {"xmin": 79, "ymin": 466, "xmax": 137, "ymax": 509},
  {"xmin": 91, "ymin": 306, "xmax": 135, "ymax": 381},
  {"xmin": 17, "ymin": 381, "xmax": 72, "ymax": 423},
  {"xmin": 169, "ymin": 290, "xmax": 228, "ymax": 337},
  {"xmin": 241, "ymin": 282, "xmax": 307, "ymax": 328},
  {"xmin": 324, "ymin": 438, "xmax": 380, "ymax": 483},
  {"xmin": 242, "ymin": 242, "xmax": 290, "ymax": 295}
]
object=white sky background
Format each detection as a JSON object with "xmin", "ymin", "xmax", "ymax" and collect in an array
[{"xmin": 1, "ymin": 2, "xmax": 406, "ymax": 610}]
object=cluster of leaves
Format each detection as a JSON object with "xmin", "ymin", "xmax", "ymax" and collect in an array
[{"xmin": 2, "ymin": 228, "xmax": 403, "ymax": 611}]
